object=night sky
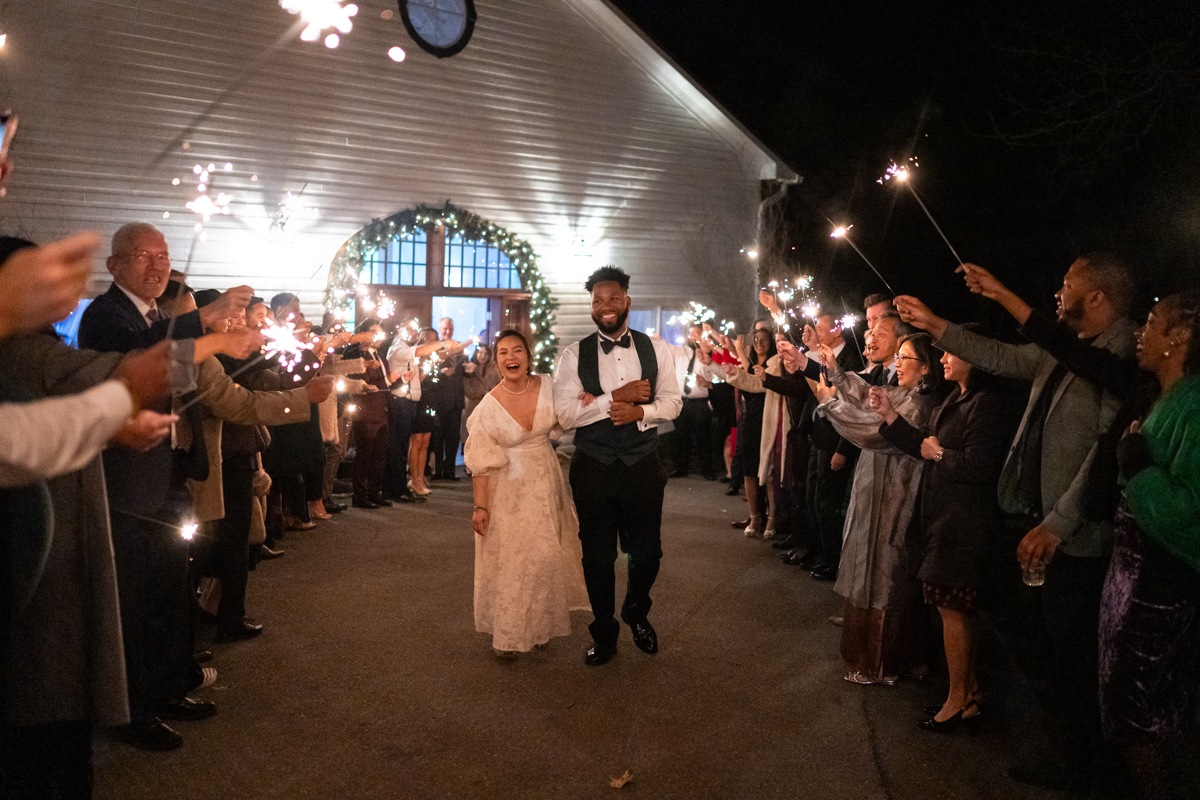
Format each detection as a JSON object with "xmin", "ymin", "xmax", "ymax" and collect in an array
[{"xmin": 610, "ymin": 0, "xmax": 1200, "ymax": 330}]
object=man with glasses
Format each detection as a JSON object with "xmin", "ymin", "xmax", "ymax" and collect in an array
[{"xmin": 79, "ymin": 222, "xmax": 251, "ymax": 351}]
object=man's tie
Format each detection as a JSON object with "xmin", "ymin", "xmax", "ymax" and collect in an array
[
  {"xmin": 600, "ymin": 334, "xmax": 632, "ymax": 354},
  {"xmin": 146, "ymin": 307, "xmax": 165, "ymax": 324}
]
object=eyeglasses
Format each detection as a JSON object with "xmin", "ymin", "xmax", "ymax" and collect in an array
[
  {"xmin": 894, "ymin": 353, "xmax": 925, "ymax": 364},
  {"xmin": 122, "ymin": 250, "xmax": 172, "ymax": 267}
]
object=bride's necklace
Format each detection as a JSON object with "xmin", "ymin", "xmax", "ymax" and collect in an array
[{"xmin": 499, "ymin": 376, "xmax": 532, "ymax": 395}]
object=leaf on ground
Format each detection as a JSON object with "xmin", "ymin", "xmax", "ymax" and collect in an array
[{"xmin": 609, "ymin": 770, "xmax": 633, "ymax": 789}]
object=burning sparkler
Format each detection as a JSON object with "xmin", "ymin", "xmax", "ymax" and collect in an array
[
  {"xmin": 280, "ymin": 0, "xmax": 358, "ymax": 46},
  {"xmin": 830, "ymin": 223, "xmax": 895, "ymax": 294},
  {"xmin": 878, "ymin": 159, "xmax": 964, "ymax": 266},
  {"xmin": 262, "ymin": 320, "xmax": 316, "ymax": 372}
]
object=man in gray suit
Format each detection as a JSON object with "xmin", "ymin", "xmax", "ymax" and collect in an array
[{"xmin": 896, "ymin": 253, "xmax": 1137, "ymax": 796}]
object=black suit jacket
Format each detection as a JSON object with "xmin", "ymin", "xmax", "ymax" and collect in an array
[
  {"xmin": 801, "ymin": 337, "xmax": 868, "ymax": 456},
  {"xmin": 78, "ymin": 283, "xmax": 203, "ymax": 354},
  {"xmin": 78, "ymin": 282, "xmax": 207, "ymax": 518}
]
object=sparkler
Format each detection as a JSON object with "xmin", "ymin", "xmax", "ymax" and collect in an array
[
  {"xmin": 280, "ymin": 0, "xmax": 358, "ymax": 46},
  {"xmin": 829, "ymin": 224, "xmax": 895, "ymax": 294},
  {"xmin": 878, "ymin": 159, "xmax": 964, "ymax": 267},
  {"xmin": 262, "ymin": 319, "xmax": 316, "ymax": 372},
  {"xmin": 181, "ymin": 523, "xmax": 198, "ymax": 541}
]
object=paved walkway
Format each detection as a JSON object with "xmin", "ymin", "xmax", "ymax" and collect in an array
[{"xmin": 92, "ymin": 475, "xmax": 1177, "ymax": 799}]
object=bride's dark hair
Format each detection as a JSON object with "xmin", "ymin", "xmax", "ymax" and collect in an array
[{"xmin": 495, "ymin": 329, "xmax": 534, "ymax": 374}]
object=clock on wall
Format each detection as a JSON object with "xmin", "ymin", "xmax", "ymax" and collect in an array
[{"xmin": 399, "ymin": 0, "xmax": 477, "ymax": 58}]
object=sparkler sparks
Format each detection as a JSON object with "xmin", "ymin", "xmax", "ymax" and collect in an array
[
  {"xmin": 280, "ymin": 0, "xmax": 357, "ymax": 45},
  {"xmin": 839, "ymin": 314, "xmax": 858, "ymax": 331},
  {"xmin": 877, "ymin": 157, "xmax": 964, "ymax": 266},
  {"xmin": 828, "ymin": 222, "xmax": 895, "ymax": 294},
  {"xmin": 261, "ymin": 320, "xmax": 315, "ymax": 372},
  {"xmin": 181, "ymin": 523, "xmax": 198, "ymax": 541}
]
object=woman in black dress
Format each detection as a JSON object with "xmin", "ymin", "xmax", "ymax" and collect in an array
[
  {"xmin": 723, "ymin": 327, "xmax": 776, "ymax": 535},
  {"xmin": 872, "ymin": 328, "xmax": 1016, "ymax": 732},
  {"xmin": 407, "ymin": 328, "xmax": 440, "ymax": 496}
]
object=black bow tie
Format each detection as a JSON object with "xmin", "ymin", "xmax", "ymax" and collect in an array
[{"xmin": 600, "ymin": 334, "xmax": 632, "ymax": 354}]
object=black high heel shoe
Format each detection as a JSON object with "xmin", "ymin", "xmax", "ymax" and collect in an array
[
  {"xmin": 924, "ymin": 692, "xmax": 984, "ymax": 717},
  {"xmin": 917, "ymin": 703, "xmax": 981, "ymax": 734}
]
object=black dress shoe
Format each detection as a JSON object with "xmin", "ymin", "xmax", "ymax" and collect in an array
[
  {"xmin": 156, "ymin": 696, "xmax": 217, "ymax": 721},
  {"xmin": 811, "ymin": 564, "xmax": 839, "ymax": 581},
  {"xmin": 194, "ymin": 649, "xmax": 213, "ymax": 664},
  {"xmin": 214, "ymin": 620, "xmax": 263, "ymax": 642},
  {"xmin": 325, "ymin": 501, "xmax": 346, "ymax": 514},
  {"xmin": 372, "ymin": 497, "xmax": 394, "ymax": 507},
  {"xmin": 798, "ymin": 551, "xmax": 825, "ymax": 570},
  {"xmin": 397, "ymin": 493, "xmax": 426, "ymax": 503},
  {"xmin": 121, "ymin": 719, "xmax": 183, "ymax": 751},
  {"xmin": 725, "ymin": 484, "xmax": 740, "ymax": 496},
  {"xmin": 584, "ymin": 644, "xmax": 617, "ymax": 666},
  {"xmin": 621, "ymin": 614, "xmax": 658, "ymax": 654},
  {"xmin": 782, "ymin": 549, "xmax": 808, "ymax": 565},
  {"xmin": 771, "ymin": 535, "xmax": 799, "ymax": 551},
  {"xmin": 731, "ymin": 518, "xmax": 751, "ymax": 529},
  {"xmin": 352, "ymin": 498, "xmax": 380, "ymax": 509}
]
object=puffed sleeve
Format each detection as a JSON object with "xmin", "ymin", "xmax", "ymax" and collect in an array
[{"xmin": 463, "ymin": 398, "xmax": 508, "ymax": 475}]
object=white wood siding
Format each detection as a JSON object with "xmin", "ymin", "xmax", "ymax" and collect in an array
[{"xmin": 0, "ymin": 0, "xmax": 789, "ymax": 342}]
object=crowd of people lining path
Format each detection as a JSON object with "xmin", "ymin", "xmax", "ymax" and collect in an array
[{"xmin": 2, "ymin": 211, "xmax": 1199, "ymax": 800}]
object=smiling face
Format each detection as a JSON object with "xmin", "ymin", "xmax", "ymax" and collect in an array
[
  {"xmin": 246, "ymin": 302, "xmax": 267, "ymax": 330},
  {"xmin": 108, "ymin": 228, "xmax": 171, "ymax": 303},
  {"xmin": 1135, "ymin": 301, "xmax": 1191, "ymax": 372},
  {"xmin": 753, "ymin": 329, "xmax": 771, "ymax": 356},
  {"xmin": 865, "ymin": 301, "xmax": 892, "ymax": 332},
  {"xmin": 940, "ymin": 351, "xmax": 971, "ymax": 385},
  {"xmin": 495, "ymin": 334, "xmax": 529, "ymax": 379},
  {"xmin": 590, "ymin": 281, "xmax": 630, "ymax": 336},
  {"xmin": 1054, "ymin": 260, "xmax": 1098, "ymax": 330},
  {"xmin": 894, "ymin": 340, "xmax": 929, "ymax": 389},
  {"xmin": 438, "ymin": 317, "xmax": 454, "ymax": 342},
  {"xmin": 814, "ymin": 314, "xmax": 843, "ymax": 348},
  {"xmin": 869, "ymin": 318, "xmax": 899, "ymax": 366}
]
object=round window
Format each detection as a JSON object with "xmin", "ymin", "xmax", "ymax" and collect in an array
[{"xmin": 399, "ymin": 0, "xmax": 477, "ymax": 58}]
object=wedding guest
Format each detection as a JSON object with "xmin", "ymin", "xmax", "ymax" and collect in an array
[
  {"xmin": 345, "ymin": 318, "xmax": 390, "ymax": 508},
  {"xmin": 812, "ymin": 330, "xmax": 942, "ymax": 685},
  {"xmin": 896, "ymin": 253, "xmax": 1138, "ymax": 794},
  {"xmin": 408, "ymin": 328, "xmax": 442, "ymax": 497},
  {"xmin": 465, "ymin": 330, "xmax": 588, "ymax": 657},
  {"xmin": 663, "ymin": 325, "xmax": 722, "ymax": 479},
  {"xmin": 955, "ymin": 262, "xmax": 1200, "ymax": 797},
  {"xmin": 873, "ymin": 328, "xmax": 1016, "ymax": 732},
  {"xmin": 384, "ymin": 323, "xmax": 431, "ymax": 502},
  {"xmin": 725, "ymin": 328, "xmax": 776, "ymax": 535},
  {"xmin": 431, "ymin": 316, "xmax": 467, "ymax": 480},
  {"xmin": 462, "ymin": 342, "xmax": 500, "ymax": 444}
]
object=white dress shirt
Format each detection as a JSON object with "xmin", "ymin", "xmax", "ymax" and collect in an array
[
  {"xmin": 0, "ymin": 381, "xmax": 134, "ymax": 487},
  {"xmin": 386, "ymin": 340, "xmax": 419, "ymax": 401},
  {"xmin": 115, "ymin": 283, "xmax": 159, "ymax": 326},
  {"xmin": 554, "ymin": 329, "xmax": 682, "ymax": 432},
  {"xmin": 666, "ymin": 341, "xmax": 722, "ymax": 400}
]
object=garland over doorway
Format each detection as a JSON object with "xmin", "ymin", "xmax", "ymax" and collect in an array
[{"xmin": 324, "ymin": 201, "xmax": 559, "ymax": 372}]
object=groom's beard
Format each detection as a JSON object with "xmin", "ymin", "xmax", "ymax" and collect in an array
[{"xmin": 592, "ymin": 307, "xmax": 629, "ymax": 337}]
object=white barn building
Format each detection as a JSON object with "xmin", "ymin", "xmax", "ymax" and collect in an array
[{"xmin": 0, "ymin": 0, "xmax": 796, "ymax": 358}]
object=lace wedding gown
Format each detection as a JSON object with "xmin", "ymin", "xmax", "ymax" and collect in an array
[{"xmin": 463, "ymin": 377, "xmax": 589, "ymax": 652}]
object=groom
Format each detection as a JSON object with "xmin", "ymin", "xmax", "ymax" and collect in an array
[{"xmin": 554, "ymin": 266, "xmax": 681, "ymax": 665}]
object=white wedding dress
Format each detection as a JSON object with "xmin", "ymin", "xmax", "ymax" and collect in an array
[{"xmin": 464, "ymin": 377, "xmax": 589, "ymax": 652}]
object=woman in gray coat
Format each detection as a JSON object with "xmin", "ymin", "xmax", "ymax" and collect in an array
[{"xmin": 873, "ymin": 334, "xmax": 1016, "ymax": 733}]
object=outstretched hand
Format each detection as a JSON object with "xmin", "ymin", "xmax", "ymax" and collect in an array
[
  {"xmin": 957, "ymin": 263, "xmax": 1033, "ymax": 324},
  {"xmin": 758, "ymin": 289, "xmax": 780, "ymax": 315},
  {"xmin": 868, "ymin": 385, "xmax": 898, "ymax": 424},
  {"xmin": 894, "ymin": 296, "xmax": 947, "ymax": 339}
]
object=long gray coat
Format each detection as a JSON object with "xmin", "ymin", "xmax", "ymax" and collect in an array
[{"xmin": 0, "ymin": 332, "xmax": 129, "ymax": 727}]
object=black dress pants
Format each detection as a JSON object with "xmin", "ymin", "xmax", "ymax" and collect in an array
[
  {"xmin": 986, "ymin": 523, "xmax": 1113, "ymax": 783},
  {"xmin": 569, "ymin": 451, "xmax": 668, "ymax": 649},
  {"xmin": 432, "ymin": 406, "xmax": 463, "ymax": 477},
  {"xmin": 674, "ymin": 397, "xmax": 714, "ymax": 477},
  {"xmin": 212, "ymin": 460, "xmax": 254, "ymax": 632},
  {"xmin": 807, "ymin": 446, "xmax": 855, "ymax": 567},
  {"xmin": 352, "ymin": 418, "xmax": 389, "ymax": 501},
  {"xmin": 110, "ymin": 513, "xmax": 191, "ymax": 724}
]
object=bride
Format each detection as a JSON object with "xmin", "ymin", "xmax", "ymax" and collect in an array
[{"xmin": 464, "ymin": 330, "xmax": 589, "ymax": 657}]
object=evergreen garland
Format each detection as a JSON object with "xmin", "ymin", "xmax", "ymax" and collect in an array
[{"xmin": 323, "ymin": 200, "xmax": 559, "ymax": 372}]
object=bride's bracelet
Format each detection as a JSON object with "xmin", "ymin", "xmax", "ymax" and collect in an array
[{"xmin": 473, "ymin": 506, "xmax": 489, "ymax": 512}]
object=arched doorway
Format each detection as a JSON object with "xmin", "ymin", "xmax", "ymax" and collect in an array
[{"xmin": 323, "ymin": 202, "xmax": 559, "ymax": 371}]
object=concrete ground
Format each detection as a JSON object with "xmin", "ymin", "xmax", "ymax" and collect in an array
[{"xmin": 93, "ymin": 474, "xmax": 1188, "ymax": 800}]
